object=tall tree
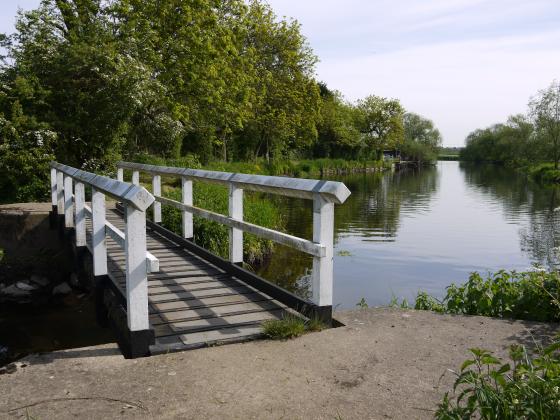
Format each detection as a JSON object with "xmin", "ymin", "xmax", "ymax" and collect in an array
[
  {"xmin": 401, "ymin": 112, "xmax": 442, "ymax": 162},
  {"xmin": 236, "ymin": 0, "xmax": 320, "ymax": 162},
  {"xmin": 356, "ymin": 95, "xmax": 404, "ymax": 159},
  {"xmin": 529, "ymin": 80, "xmax": 560, "ymax": 168}
]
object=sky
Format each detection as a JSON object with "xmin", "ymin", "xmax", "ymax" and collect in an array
[{"xmin": 1, "ymin": 1, "xmax": 559, "ymax": 146}]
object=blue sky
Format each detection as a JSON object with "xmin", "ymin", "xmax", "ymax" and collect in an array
[{"xmin": 2, "ymin": 1, "xmax": 559, "ymax": 146}]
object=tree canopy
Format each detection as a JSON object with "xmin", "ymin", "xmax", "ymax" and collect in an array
[{"xmin": 0, "ymin": 0, "xmax": 441, "ymax": 202}]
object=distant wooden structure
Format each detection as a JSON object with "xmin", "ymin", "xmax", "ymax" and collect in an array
[{"xmin": 49, "ymin": 161, "xmax": 350, "ymax": 358}]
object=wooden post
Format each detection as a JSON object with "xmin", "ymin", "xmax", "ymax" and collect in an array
[
  {"xmin": 63, "ymin": 175, "xmax": 74, "ymax": 228},
  {"xmin": 228, "ymin": 184, "xmax": 243, "ymax": 264},
  {"xmin": 124, "ymin": 203, "xmax": 149, "ymax": 331},
  {"xmin": 56, "ymin": 171, "xmax": 64, "ymax": 214},
  {"xmin": 152, "ymin": 175, "xmax": 161, "ymax": 224},
  {"xmin": 311, "ymin": 194, "xmax": 334, "ymax": 308},
  {"xmin": 117, "ymin": 167, "xmax": 124, "ymax": 182},
  {"xmin": 91, "ymin": 188, "xmax": 107, "ymax": 276},
  {"xmin": 132, "ymin": 170, "xmax": 140, "ymax": 185},
  {"xmin": 74, "ymin": 182, "xmax": 86, "ymax": 247},
  {"xmin": 181, "ymin": 176, "xmax": 193, "ymax": 239},
  {"xmin": 50, "ymin": 168, "xmax": 57, "ymax": 208}
]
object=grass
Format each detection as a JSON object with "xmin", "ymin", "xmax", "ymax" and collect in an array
[{"xmin": 262, "ymin": 312, "xmax": 328, "ymax": 339}]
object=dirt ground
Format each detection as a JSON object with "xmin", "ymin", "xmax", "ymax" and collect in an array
[{"xmin": 0, "ymin": 308, "xmax": 557, "ymax": 420}]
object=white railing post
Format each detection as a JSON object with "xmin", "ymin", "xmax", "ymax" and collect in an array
[
  {"xmin": 74, "ymin": 182, "xmax": 86, "ymax": 247},
  {"xmin": 132, "ymin": 170, "xmax": 140, "ymax": 185},
  {"xmin": 63, "ymin": 175, "xmax": 74, "ymax": 228},
  {"xmin": 117, "ymin": 167, "xmax": 124, "ymax": 182},
  {"xmin": 124, "ymin": 203, "xmax": 149, "ymax": 331},
  {"xmin": 152, "ymin": 174, "xmax": 161, "ymax": 223},
  {"xmin": 56, "ymin": 171, "xmax": 64, "ymax": 214},
  {"xmin": 311, "ymin": 194, "xmax": 334, "ymax": 307},
  {"xmin": 50, "ymin": 168, "xmax": 57, "ymax": 208},
  {"xmin": 91, "ymin": 187, "xmax": 107, "ymax": 276},
  {"xmin": 182, "ymin": 176, "xmax": 193, "ymax": 239},
  {"xmin": 228, "ymin": 184, "xmax": 243, "ymax": 264}
]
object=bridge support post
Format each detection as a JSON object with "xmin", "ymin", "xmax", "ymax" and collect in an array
[
  {"xmin": 117, "ymin": 167, "xmax": 124, "ymax": 182},
  {"xmin": 228, "ymin": 184, "xmax": 243, "ymax": 265},
  {"xmin": 182, "ymin": 176, "xmax": 193, "ymax": 239},
  {"xmin": 152, "ymin": 175, "xmax": 161, "ymax": 224},
  {"xmin": 63, "ymin": 175, "xmax": 74, "ymax": 229},
  {"xmin": 56, "ymin": 171, "xmax": 64, "ymax": 215},
  {"xmin": 91, "ymin": 188, "xmax": 107, "ymax": 277},
  {"xmin": 122, "ymin": 203, "xmax": 153, "ymax": 357},
  {"xmin": 311, "ymin": 194, "xmax": 334, "ymax": 322},
  {"xmin": 50, "ymin": 168, "xmax": 58, "ymax": 228},
  {"xmin": 92, "ymin": 188, "xmax": 109, "ymax": 327},
  {"xmin": 74, "ymin": 182, "xmax": 86, "ymax": 247},
  {"xmin": 132, "ymin": 170, "xmax": 140, "ymax": 185}
]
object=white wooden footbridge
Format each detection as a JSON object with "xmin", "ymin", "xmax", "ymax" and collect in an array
[{"xmin": 50, "ymin": 161, "xmax": 350, "ymax": 358}]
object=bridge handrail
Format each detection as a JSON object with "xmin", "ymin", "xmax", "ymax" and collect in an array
[
  {"xmin": 51, "ymin": 162, "xmax": 154, "ymax": 211},
  {"xmin": 50, "ymin": 161, "xmax": 156, "ymax": 333},
  {"xmin": 116, "ymin": 161, "xmax": 351, "ymax": 204},
  {"xmin": 116, "ymin": 160, "xmax": 351, "ymax": 309}
]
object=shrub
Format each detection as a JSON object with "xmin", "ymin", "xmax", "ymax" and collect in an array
[
  {"xmin": 415, "ymin": 270, "xmax": 560, "ymax": 322},
  {"xmin": 436, "ymin": 340, "xmax": 560, "ymax": 419}
]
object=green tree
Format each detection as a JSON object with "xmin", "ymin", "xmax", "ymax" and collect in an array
[
  {"xmin": 529, "ymin": 80, "xmax": 560, "ymax": 168},
  {"xmin": 356, "ymin": 95, "xmax": 404, "ymax": 159},
  {"xmin": 314, "ymin": 83, "xmax": 361, "ymax": 158},
  {"xmin": 401, "ymin": 112, "xmax": 442, "ymax": 163},
  {"xmin": 235, "ymin": 0, "xmax": 320, "ymax": 162}
]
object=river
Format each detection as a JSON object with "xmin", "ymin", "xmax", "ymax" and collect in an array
[{"xmin": 257, "ymin": 161, "xmax": 560, "ymax": 309}]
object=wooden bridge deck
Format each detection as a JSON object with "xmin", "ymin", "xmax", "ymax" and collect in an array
[{"xmin": 85, "ymin": 208, "xmax": 287, "ymax": 354}]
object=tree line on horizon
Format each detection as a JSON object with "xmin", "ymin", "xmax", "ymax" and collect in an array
[
  {"xmin": 461, "ymin": 81, "xmax": 560, "ymax": 170},
  {"xmin": 0, "ymin": 0, "xmax": 441, "ymax": 202}
]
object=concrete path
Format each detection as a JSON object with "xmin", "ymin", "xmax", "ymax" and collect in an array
[{"xmin": 1, "ymin": 308, "xmax": 557, "ymax": 419}]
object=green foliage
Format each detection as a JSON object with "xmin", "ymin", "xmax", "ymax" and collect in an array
[
  {"xmin": 262, "ymin": 313, "xmax": 306, "ymax": 339},
  {"xmin": 356, "ymin": 297, "xmax": 369, "ymax": 309},
  {"xmin": 415, "ymin": 270, "xmax": 560, "ymax": 322},
  {"xmin": 306, "ymin": 316, "xmax": 327, "ymax": 332},
  {"xmin": 460, "ymin": 115, "xmax": 534, "ymax": 165},
  {"xmin": 529, "ymin": 80, "xmax": 560, "ymax": 169},
  {"xmin": 436, "ymin": 341, "xmax": 560, "ymax": 419},
  {"xmin": 356, "ymin": 95, "xmax": 404, "ymax": 160},
  {"xmin": 401, "ymin": 112, "xmax": 442, "ymax": 163},
  {"xmin": 460, "ymin": 81, "xmax": 560, "ymax": 177},
  {"xmin": 0, "ymin": 0, "xmax": 441, "ymax": 202},
  {"xmin": 160, "ymin": 182, "xmax": 281, "ymax": 265}
]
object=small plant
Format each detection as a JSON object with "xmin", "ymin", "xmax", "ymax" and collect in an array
[
  {"xmin": 356, "ymin": 297, "xmax": 369, "ymax": 309},
  {"xmin": 306, "ymin": 316, "xmax": 327, "ymax": 332},
  {"xmin": 262, "ymin": 313, "xmax": 306, "ymax": 339},
  {"xmin": 337, "ymin": 250, "xmax": 352, "ymax": 257},
  {"xmin": 436, "ymin": 338, "xmax": 560, "ymax": 419}
]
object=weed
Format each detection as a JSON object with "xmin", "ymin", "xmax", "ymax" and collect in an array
[
  {"xmin": 436, "ymin": 338, "xmax": 560, "ymax": 419},
  {"xmin": 337, "ymin": 250, "xmax": 352, "ymax": 257},
  {"xmin": 356, "ymin": 297, "xmax": 368, "ymax": 309}
]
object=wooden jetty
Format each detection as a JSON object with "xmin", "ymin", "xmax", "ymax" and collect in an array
[{"xmin": 50, "ymin": 161, "xmax": 350, "ymax": 358}]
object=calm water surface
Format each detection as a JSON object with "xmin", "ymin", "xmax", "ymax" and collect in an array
[{"xmin": 257, "ymin": 161, "xmax": 560, "ymax": 308}]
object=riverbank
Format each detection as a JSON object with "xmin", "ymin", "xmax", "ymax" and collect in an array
[{"xmin": 1, "ymin": 308, "xmax": 556, "ymax": 419}]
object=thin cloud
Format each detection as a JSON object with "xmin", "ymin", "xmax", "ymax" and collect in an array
[{"xmin": 267, "ymin": 0, "xmax": 560, "ymax": 145}]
